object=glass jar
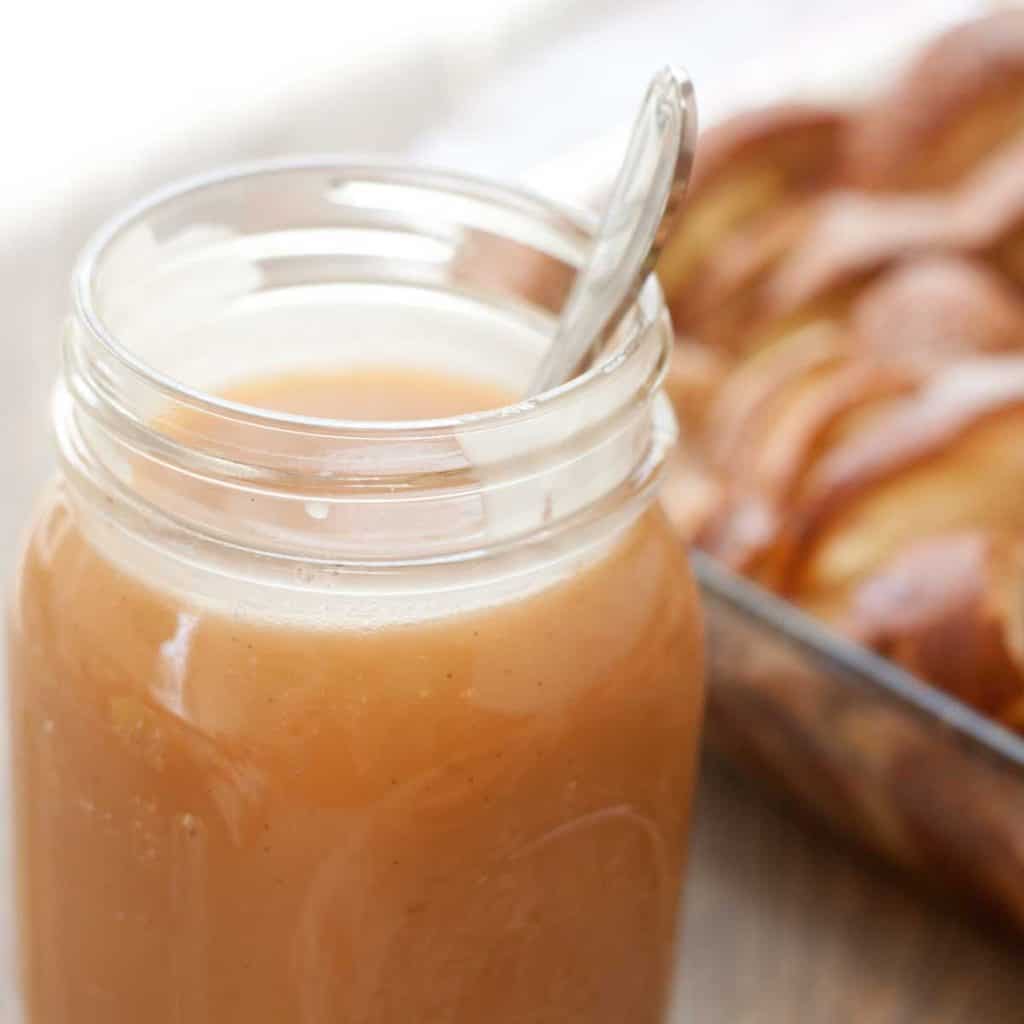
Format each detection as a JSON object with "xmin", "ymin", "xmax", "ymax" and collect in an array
[{"xmin": 5, "ymin": 160, "xmax": 704, "ymax": 1023}]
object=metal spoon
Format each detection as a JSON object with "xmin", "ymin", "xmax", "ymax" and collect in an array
[{"xmin": 526, "ymin": 66, "xmax": 698, "ymax": 396}]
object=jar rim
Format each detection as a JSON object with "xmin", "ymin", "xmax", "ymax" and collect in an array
[
  {"xmin": 60, "ymin": 156, "xmax": 676, "ymax": 574},
  {"xmin": 72, "ymin": 156, "xmax": 661, "ymax": 439}
]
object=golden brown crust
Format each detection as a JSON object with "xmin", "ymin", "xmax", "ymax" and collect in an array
[
  {"xmin": 696, "ymin": 489, "xmax": 782, "ymax": 578},
  {"xmin": 1001, "ymin": 694, "xmax": 1024, "ymax": 732},
  {"xmin": 743, "ymin": 361, "xmax": 911, "ymax": 504},
  {"xmin": 705, "ymin": 321, "xmax": 844, "ymax": 470},
  {"xmin": 760, "ymin": 191, "xmax": 961, "ymax": 324},
  {"xmin": 844, "ymin": 10, "xmax": 1024, "ymax": 190},
  {"xmin": 616, "ymin": 14, "xmax": 1024, "ymax": 735},
  {"xmin": 956, "ymin": 136, "xmax": 1024, "ymax": 276},
  {"xmin": 795, "ymin": 359, "xmax": 1024, "ymax": 516},
  {"xmin": 689, "ymin": 104, "xmax": 847, "ymax": 199},
  {"xmin": 841, "ymin": 532, "xmax": 1024, "ymax": 716},
  {"xmin": 777, "ymin": 358, "xmax": 1024, "ymax": 603},
  {"xmin": 849, "ymin": 256, "xmax": 1024, "ymax": 371},
  {"xmin": 658, "ymin": 105, "xmax": 846, "ymax": 325},
  {"xmin": 700, "ymin": 359, "xmax": 913, "ymax": 579},
  {"xmin": 674, "ymin": 201, "xmax": 813, "ymax": 349}
]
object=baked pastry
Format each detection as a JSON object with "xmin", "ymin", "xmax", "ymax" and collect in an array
[
  {"xmin": 657, "ymin": 104, "xmax": 847, "ymax": 333},
  {"xmin": 652, "ymin": 9, "xmax": 1024, "ymax": 922},
  {"xmin": 649, "ymin": 13, "xmax": 1024, "ymax": 736},
  {"xmin": 702, "ymin": 354, "xmax": 1024, "ymax": 723},
  {"xmin": 841, "ymin": 531, "xmax": 1024, "ymax": 718},
  {"xmin": 679, "ymin": 200, "xmax": 814, "ymax": 350},
  {"xmin": 700, "ymin": 356, "xmax": 912, "ymax": 583},
  {"xmin": 686, "ymin": 190, "xmax": 967, "ymax": 354},
  {"xmin": 957, "ymin": 137, "xmax": 1024, "ymax": 283},
  {"xmin": 774, "ymin": 357, "xmax": 1024, "ymax": 617},
  {"xmin": 844, "ymin": 10, "xmax": 1024, "ymax": 189},
  {"xmin": 492, "ymin": 12, "xmax": 1024, "ymax": 735},
  {"xmin": 692, "ymin": 268, "xmax": 1024, "ymax": 724},
  {"xmin": 848, "ymin": 255, "xmax": 1024, "ymax": 371},
  {"xmin": 752, "ymin": 191, "xmax": 961, "ymax": 346}
]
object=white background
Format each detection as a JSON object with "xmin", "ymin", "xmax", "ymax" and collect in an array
[{"xmin": 3, "ymin": 0, "xmax": 989, "ymax": 227}]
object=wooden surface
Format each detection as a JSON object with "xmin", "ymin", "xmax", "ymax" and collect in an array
[
  {"xmin": 673, "ymin": 757, "xmax": 1024, "ymax": 1022},
  {"xmin": 3, "ymin": 106, "xmax": 1024, "ymax": 1024}
]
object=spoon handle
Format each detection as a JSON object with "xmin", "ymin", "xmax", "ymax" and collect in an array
[{"xmin": 526, "ymin": 67, "xmax": 697, "ymax": 397}]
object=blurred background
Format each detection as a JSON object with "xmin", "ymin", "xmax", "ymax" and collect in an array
[
  {"xmin": 1, "ymin": 0, "xmax": 985, "ymax": 572},
  {"xmin": 5, "ymin": 1, "xmax": 1024, "ymax": 1021}
]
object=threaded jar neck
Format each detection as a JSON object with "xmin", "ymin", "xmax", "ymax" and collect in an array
[{"xmin": 57, "ymin": 160, "xmax": 676, "ymax": 575}]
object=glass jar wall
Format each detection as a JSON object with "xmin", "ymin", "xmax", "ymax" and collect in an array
[{"xmin": 5, "ymin": 161, "xmax": 704, "ymax": 1023}]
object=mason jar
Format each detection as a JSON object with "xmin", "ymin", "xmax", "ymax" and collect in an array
[{"xmin": 5, "ymin": 160, "xmax": 704, "ymax": 1023}]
